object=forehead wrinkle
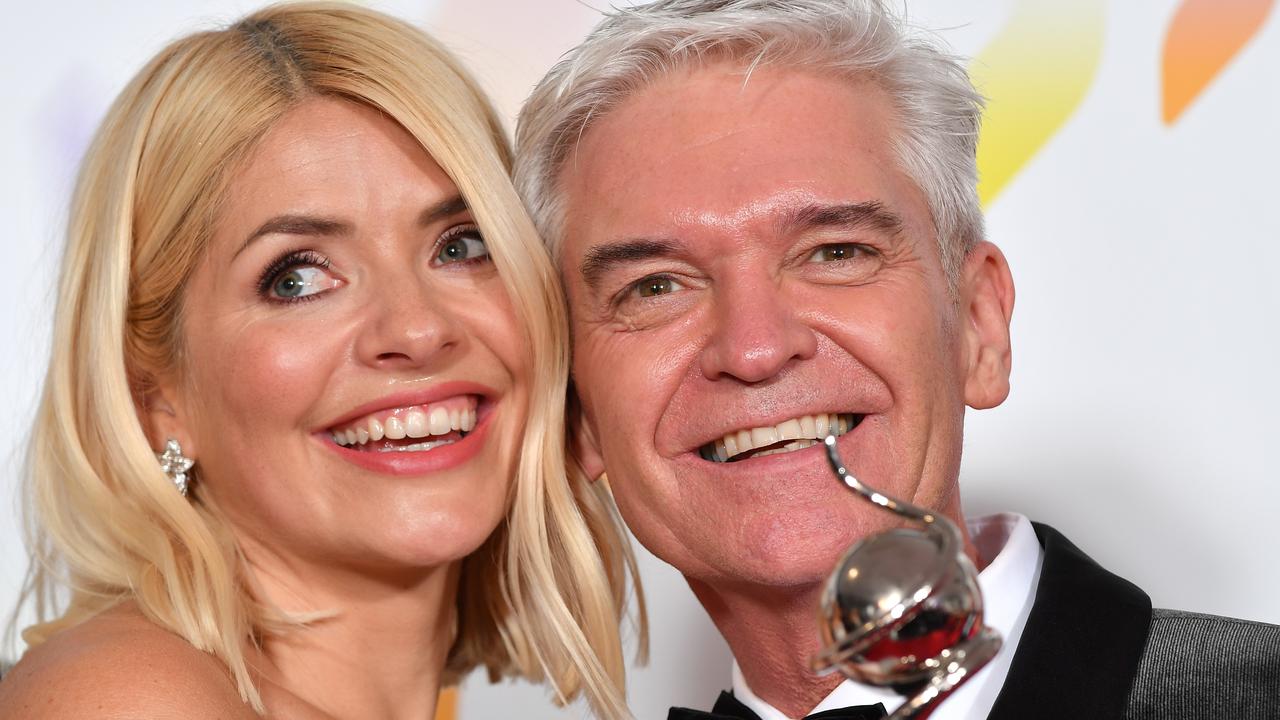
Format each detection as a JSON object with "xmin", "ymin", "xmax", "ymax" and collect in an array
[
  {"xmin": 668, "ymin": 187, "xmax": 803, "ymax": 232},
  {"xmin": 670, "ymin": 187, "xmax": 897, "ymax": 239}
]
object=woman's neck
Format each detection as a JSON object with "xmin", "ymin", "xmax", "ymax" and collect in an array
[{"xmin": 243, "ymin": 545, "xmax": 459, "ymax": 720}]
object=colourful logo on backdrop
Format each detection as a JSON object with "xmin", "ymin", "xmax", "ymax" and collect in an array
[
  {"xmin": 974, "ymin": 0, "xmax": 1275, "ymax": 207},
  {"xmin": 971, "ymin": 0, "xmax": 1106, "ymax": 208},
  {"xmin": 1161, "ymin": 0, "xmax": 1276, "ymax": 125}
]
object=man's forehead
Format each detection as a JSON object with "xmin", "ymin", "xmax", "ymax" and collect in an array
[
  {"xmin": 565, "ymin": 66, "xmax": 906, "ymax": 212},
  {"xmin": 557, "ymin": 67, "xmax": 919, "ymax": 266}
]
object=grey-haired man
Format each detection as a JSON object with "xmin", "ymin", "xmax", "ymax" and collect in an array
[{"xmin": 515, "ymin": 1, "xmax": 1280, "ymax": 718}]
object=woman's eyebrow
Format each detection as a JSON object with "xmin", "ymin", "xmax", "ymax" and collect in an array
[
  {"xmin": 233, "ymin": 195, "xmax": 470, "ymax": 259},
  {"xmin": 235, "ymin": 215, "xmax": 350, "ymax": 258},
  {"xmin": 417, "ymin": 195, "xmax": 469, "ymax": 227}
]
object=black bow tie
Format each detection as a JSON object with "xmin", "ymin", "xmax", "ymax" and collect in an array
[{"xmin": 668, "ymin": 691, "xmax": 887, "ymax": 720}]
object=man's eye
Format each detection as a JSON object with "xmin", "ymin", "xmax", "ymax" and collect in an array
[
  {"xmin": 435, "ymin": 227, "xmax": 489, "ymax": 265},
  {"xmin": 634, "ymin": 275, "xmax": 683, "ymax": 298},
  {"xmin": 808, "ymin": 243, "xmax": 866, "ymax": 263}
]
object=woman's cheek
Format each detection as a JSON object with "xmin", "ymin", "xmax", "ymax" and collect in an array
[{"xmin": 200, "ymin": 313, "xmax": 351, "ymax": 440}]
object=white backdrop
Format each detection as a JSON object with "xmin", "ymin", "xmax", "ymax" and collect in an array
[{"xmin": 2, "ymin": 1, "xmax": 1277, "ymax": 718}]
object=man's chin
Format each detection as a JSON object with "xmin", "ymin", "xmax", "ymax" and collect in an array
[
  {"xmin": 676, "ymin": 508, "xmax": 905, "ymax": 596},
  {"xmin": 687, "ymin": 539, "xmax": 861, "ymax": 596}
]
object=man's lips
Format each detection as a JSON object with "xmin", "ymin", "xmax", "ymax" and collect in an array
[{"xmin": 697, "ymin": 412, "xmax": 865, "ymax": 463}]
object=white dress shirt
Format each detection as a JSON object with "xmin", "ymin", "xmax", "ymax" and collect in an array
[{"xmin": 732, "ymin": 513, "xmax": 1044, "ymax": 720}]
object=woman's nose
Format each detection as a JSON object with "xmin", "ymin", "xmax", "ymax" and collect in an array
[{"xmin": 354, "ymin": 272, "xmax": 463, "ymax": 372}]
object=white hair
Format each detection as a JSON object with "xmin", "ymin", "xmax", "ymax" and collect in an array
[{"xmin": 514, "ymin": 0, "xmax": 985, "ymax": 280}]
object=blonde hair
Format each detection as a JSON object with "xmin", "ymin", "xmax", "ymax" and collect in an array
[{"xmin": 15, "ymin": 3, "xmax": 644, "ymax": 717}]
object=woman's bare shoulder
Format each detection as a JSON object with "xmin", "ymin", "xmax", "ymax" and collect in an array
[{"xmin": 0, "ymin": 605, "xmax": 257, "ymax": 720}]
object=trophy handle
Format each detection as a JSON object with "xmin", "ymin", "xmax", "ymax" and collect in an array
[
  {"xmin": 820, "ymin": 436, "xmax": 962, "ymax": 551},
  {"xmin": 813, "ymin": 436, "xmax": 1001, "ymax": 720}
]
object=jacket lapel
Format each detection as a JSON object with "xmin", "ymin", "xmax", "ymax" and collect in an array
[{"xmin": 986, "ymin": 523, "xmax": 1152, "ymax": 719}]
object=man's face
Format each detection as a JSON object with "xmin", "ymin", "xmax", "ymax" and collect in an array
[{"xmin": 559, "ymin": 64, "xmax": 1012, "ymax": 589}]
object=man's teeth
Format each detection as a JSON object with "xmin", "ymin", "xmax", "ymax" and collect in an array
[
  {"xmin": 331, "ymin": 404, "xmax": 477, "ymax": 448},
  {"xmin": 699, "ymin": 412, "xmax": 861, "ymax": 463}
]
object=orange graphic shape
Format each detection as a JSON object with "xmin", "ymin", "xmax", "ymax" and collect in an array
[
  {"xmin": 436, "ymin": 686, "xmax": 458, "ymax": 720},
  {"xmin": 1162, "ymin": 0, "xmax": 1275, "ymax": 124}
]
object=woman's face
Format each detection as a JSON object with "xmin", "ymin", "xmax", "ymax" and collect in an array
[{"xmin": 157, "ymin": 98, "xmax": 528, "ymax": 578}]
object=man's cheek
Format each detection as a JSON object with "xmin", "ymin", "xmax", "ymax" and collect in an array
[{"xmin": 579, "ymin": 349, "xmax": 646, "ymax": 413}]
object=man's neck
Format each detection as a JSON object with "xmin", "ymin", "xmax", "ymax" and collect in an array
[
  {"xmin": 690, "ymin": 577, "xmax": 842, "ymax": 718},
  {"xmin": 692, "ymin": 514, "xmax": 982, "ymax": 719}
]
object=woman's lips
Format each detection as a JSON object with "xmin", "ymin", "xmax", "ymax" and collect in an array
[
  {"xmin": 322, "ymin": 405, "xmax": 494, "ymax": 476},
  {"xmin": 317, "ymin": 382, "xmax": 499, "ymax": 476},
  {"xmin": 321, "ymin": 381, "xmax": 495, "ymax": 431},
  {"xmin": 329, "ymin": 396, "xmax": 478, "ymax": 447}
]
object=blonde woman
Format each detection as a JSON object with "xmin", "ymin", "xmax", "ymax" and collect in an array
[{"xmin": 0, "ymin": 4, "xmax": 642, "ymax": 718}]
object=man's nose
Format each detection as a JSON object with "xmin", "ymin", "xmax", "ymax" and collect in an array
[
  {"xmin": 354, "ymin": 271, "xmax": 463, "ymax": 372},
  {"xmin": 698, "ymin": 274, "xmax": 817, "ymax": 383}
]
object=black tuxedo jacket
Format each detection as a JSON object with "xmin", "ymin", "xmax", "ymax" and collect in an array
[
  {"xmin": 673, "ymin": 523, "xmax": 1280, "ymax": 719},
  {"xmin": 993, "ymin": 523, "xmax": 1280, "ymax": 719}
]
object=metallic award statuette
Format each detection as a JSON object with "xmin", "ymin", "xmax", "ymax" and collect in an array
[{"xmin": 810, "ymin": 436, "xmax": 1002, "ymax": 719}]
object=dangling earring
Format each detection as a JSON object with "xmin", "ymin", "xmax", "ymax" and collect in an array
[{"xmin": 156, "ymin": 438, "xmax": 195, "ymax": 496}]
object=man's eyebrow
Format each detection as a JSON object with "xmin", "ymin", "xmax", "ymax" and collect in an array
[
  {"xmin": 579, "ymin": 238, "xmax": 681, "ymax": 290},
  {"xmin": 234, "ymin": 195, "xmax": 469, "ymax": 259},
  {"xmin": 785, "ymin": 201, "xmax": 904, "ymax": 237}
]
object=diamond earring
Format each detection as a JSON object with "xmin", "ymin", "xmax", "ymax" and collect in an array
[{"xmin": 156, "ymin": 438, "xmax": 195, "ymax": 496}]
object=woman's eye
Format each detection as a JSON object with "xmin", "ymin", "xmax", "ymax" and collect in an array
[
  {"xmin": 634, "ymin": 275, "xmax": 683, "ymax": 298},
  {"xmin": 270, "ymin": 266, "xmax": 337, "ymax": 300},
  {"xmin": 435, "ymin": 228, "xmax": 489, "ymax": 265},
  {"xmin": 808, "ymin": 243, "xmax": 867, "ymax": 263}
]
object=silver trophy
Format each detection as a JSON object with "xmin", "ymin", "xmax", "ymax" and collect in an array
[{"xmin": 810, "ymin": 436, "xmax": 1002, "ymax": 719}]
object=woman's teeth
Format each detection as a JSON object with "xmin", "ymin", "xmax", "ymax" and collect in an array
[
  {"xmin": 383, "ymin": 438, "xmax": 458, "ymax": 453},
  {"xmin": 330, "ymin": 403, "xmax": 477, "ymax": 449},
  {"xmin": 699, "ymin": 412, "xmax": 862, "ymax": 463}
]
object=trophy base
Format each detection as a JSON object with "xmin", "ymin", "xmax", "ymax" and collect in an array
[{"xmin": 885, "ymin": 626, "xmax": 1002, "ymax": 720}]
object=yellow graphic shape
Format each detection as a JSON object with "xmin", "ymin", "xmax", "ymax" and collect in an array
[
  {"xmin": 436, "ymin": 687, "xmax": 458, "ymax": 720},
  {"xmin": 972, "ymin": 0, "xmax": 1106, "ymax": 207},
  {"xmin": 1162, "ymin": 0, "xmax": 1275, "ymax": 125}
]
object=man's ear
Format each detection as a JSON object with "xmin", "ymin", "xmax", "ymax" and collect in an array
[
  {"xmin": 567, "ymin": 387, "xmax": 605, "ymax": 481},
  {"xmin": 959, "ymin": 241, "xmax": 1016, "ymax": 410},
  {"xmin": 140, "ymin": 377, "xmax": 197, "ymax": 457}
]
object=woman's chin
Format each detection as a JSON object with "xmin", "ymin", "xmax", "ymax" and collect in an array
[
  {"xmin": 221, "ymin": 472, "xmax": 507, "ymax": 583},
  {"xmin": 320, "ymin": 493, "xmax": 507, "ymax": 575}
]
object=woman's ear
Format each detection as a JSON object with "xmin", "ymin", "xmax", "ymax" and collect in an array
[
  {"xmin": 567, "ymin": 388, "xmax": 606, "ymax": 482},
  {"xmin": 140, "ymin": 377, "xmax": 197, "ymax": 458},
  {"xmin": 959, "ymin": 241, "xmax": 1016, "ymax": 410}
]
